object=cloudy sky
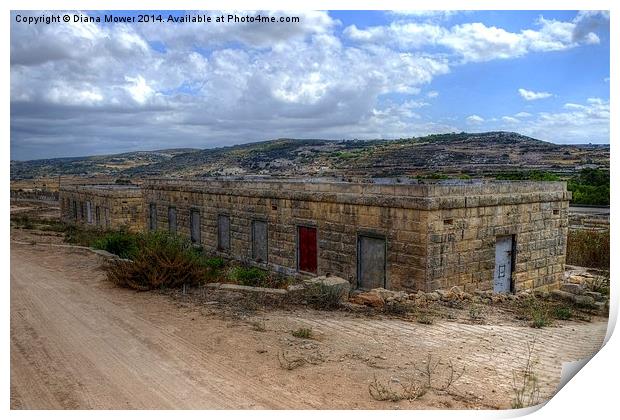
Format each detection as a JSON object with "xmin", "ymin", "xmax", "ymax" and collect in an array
[{"xmin": 10, "ymin": 10, "xmax": 610, "ymax": 160}]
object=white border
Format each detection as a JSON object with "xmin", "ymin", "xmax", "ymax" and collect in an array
[{"xmin": 3, "ymin": 1, "xmax": 616, "ymax": 419}]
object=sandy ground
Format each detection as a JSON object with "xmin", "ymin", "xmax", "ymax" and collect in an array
[{"xmin": 10, "ymin": 241, "xmax": 607, "ymax": 410}]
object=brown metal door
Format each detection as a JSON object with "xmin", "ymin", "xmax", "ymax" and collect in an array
[
  {"xmin": 298, "ymin": 226, "xmax": 317, "ymax": 273},
  {"xmin": 358, "ymin": 235, "xmax": 386, "ymax": 289}
]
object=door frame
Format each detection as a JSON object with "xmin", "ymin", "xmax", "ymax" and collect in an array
[
  {"xmin": 296, "ymin": 224, "xmax": 318, "ymax": 274},
  {"xmin": 494, "ymin": 234, "xmax": 516, "ymax": 293},
  {"xmin": 356, "ymin": 231, "xmax": 387, "ymax": 290}
]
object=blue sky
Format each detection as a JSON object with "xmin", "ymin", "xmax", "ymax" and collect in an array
[{"xmin": 10, "ymin": 10, "xmax": 610, "ymax": 160}]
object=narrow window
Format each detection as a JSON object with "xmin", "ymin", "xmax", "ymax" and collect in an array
[
  {"xmin": 86, "ymin": 201, "xmax": 93, "ymax": 224},
  {"xmin": 168, "ymin": 207, "xmax": 177, "ymax": 234},
  {"xmin": 149, "ymin": 203, "xmax": 157, "ymax": 231},
  {"xmin": 72, "ymin": 200, "xmax": 78, "ymax": 220},
  {"xmin": 190, "ymin": 209, "xmax": 201, "ymax": 244},
  {"xmin": 104, "ymin": 208, "xmax": 110, "ymax": 228},
  {"xmin": 252, "ymin": 220, "xmax": 268, "ymax": 262},
  {"xmin": 218, "ymin": 215, "xmax": 231, "ymax": 251},
  {"xmin": 95, "ymin": 206, "xmax": 101, "ymax": 226}
]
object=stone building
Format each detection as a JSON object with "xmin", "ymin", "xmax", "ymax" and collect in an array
[
  {"xmin": 137, "ymin": 178, "xmax": 570, "ymax": 293},
  {"xmin": 59, "ymin": 184, "xmax": 143, "ymax": 232}
]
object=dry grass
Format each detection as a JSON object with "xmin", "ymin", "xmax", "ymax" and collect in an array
[
  {"xmin": 567, "ymin": 229, "xmax": 609, "ymax": 270},
  {"xmin": 368, "ymin": 354, "xmax": 465, "ymax": 402}
]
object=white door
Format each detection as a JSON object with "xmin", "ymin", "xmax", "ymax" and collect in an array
[{"xmin": 494, "ymin": 236, "xmax": 513, "ymax": 293}]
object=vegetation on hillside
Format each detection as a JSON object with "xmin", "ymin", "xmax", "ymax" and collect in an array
[{"xmin": 495, "ymin": 168, "xmax": 609, "ymax": 205}]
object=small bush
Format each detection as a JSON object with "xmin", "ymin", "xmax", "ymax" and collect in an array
[
  {"xmin": 102, "ymin": 232, "xmax": 211, "ymax": 290},
  {"xmin": 291, "ymin": 327, "xmax": 313, "ymax": 339},
  {"xmin": 64, "ymin": 226, "xmax": 106, "ymax": 247},
  {"xmin": 553, "ymin": 306, "xmax": 573, "ymax": 320},
  {"xmin": 302, "ymin": 283, "xmax": 343, "ymax": 310},
  {"xmin": 521, "ymin": 297, "xmax": 553, "ymax": 328},
  {"xmin": 417, "ymin": 312, "xmax": 435, "ymax": 325},
  {"xmin": 229, "ymin": 266, "xmax": 268, "ymax": 286},
  {"xmin": 205, "ymin": 257, "xmax": 225, "ymax": 270},
  {"xmin": 468, "ymin": 303, "xmax": 485, "ymax": 322},
  {"xmin": 566, "ymin": 229, "xmax": 609, "ymax": 270},
  {"xmin": 92, "ymin": 230, "xmax": 139, "ymax": 259}
]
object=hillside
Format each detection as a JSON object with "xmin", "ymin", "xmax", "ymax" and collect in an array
[
  {"xmin": 10, "ymin": 148, "xmax": 198, "ymax": 180},
  {"xmin": 10, "ymin": 132, "xmax": 609, "ymax": 181}
]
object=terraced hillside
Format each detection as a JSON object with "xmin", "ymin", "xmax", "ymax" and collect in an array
[{"xmin": 10, "ymin": 132, "xmax": 609, "ymax": 181}]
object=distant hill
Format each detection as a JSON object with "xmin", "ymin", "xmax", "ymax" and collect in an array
[
  {"xmin": 10, "ymin": 148, "xmax": 198, "ymax": 180},
  {"xmin": 10, "ymin": 132, "xmax": 609, "ymax": 180}
]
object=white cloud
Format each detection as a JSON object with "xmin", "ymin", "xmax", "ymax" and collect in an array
[
  {"xmin": 502, "ymin": 116, "xmax": 520, "ymax": 124},
  {"xmin": 466, "ymin": 114, "xmax": 485, "ymax": 125},
  {"xmin": 518, "ymin": 88, "xmax": 552, "ymax": 101},
  {"xmin": 124, "ymin": 75, "xmax": 154, "ymax": 104},
  {"xmin": 344, "ymin": 11, "xmax": 608, "ymax": 63},
  {"xmin": 519, "ymin": 98, "xmax": 609, "ymax": 144},
  {"xmin": 515, "ymin": 112, "xmax": 532, "ymax": 118},
  {"xmin": 426, "ymin": 90, "xmax": 439, "ymax": 98}
]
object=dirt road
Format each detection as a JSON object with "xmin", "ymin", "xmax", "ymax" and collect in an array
[{"xmin": 10, "ymin": 242, "xmax": 607, "ymax": 409}]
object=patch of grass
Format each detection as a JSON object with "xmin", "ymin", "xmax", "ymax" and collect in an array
[
  {"xmin": 368, "ymin": 355, "xmax": 464, "ymax": 402},
  {"xmin": 416, "ymin": 312, "xmax": 435, "ymax": 325},
  {"xmin": 301, "ymin": 283, "xmax": 344, "ymax": 310},
  {"xmin": 468, "ymin": 303, "xmax": 485, "ymax": 322},
  {"xmin": 228, "ymin": 266, "xmax": 268, "ymax": 286},
  {"xmin": 205, "ymin": 257, "xmax": 225, "ymax": 269},
  {"xmin": 11, "ymin": 214, "xmax": 66, "ymax": 232},
  {"xmin": 553, "ymin": 305, "xmax": 573, "ymax": 320},
  {"xmin": 520, "ymin": 297, "xmax": 553, "ymax": 328},
  {"xmin": 567, "ymin": 229, "xmax": 609, "ymax": 270},
  {"xmin": 250, "ymin": 319, "xmax": 267, "ymax": 332},
  {"xmin": 64, "ymin": 226, "xmax": 106, "ymax": 247},
  {"xmin": 291, "ymin": 327, "xmax": 313, "ymax": 339}
]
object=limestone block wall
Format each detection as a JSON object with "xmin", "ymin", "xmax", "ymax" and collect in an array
[
  {"xmin": 142, "ymin": 179, "xmax": 430, "ymax": 291},
  {"xmin": 59, "ymin": 185, "xmax": 144, "ymax": 232},
  {"xmin": 422, "ymin": 182, "xmax": 570, "ymax": 293},
  {"xmin": 142, "ymin": 178, "xmax": 570, "ymax": 293}
]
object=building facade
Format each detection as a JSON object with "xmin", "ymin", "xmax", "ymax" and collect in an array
[
  {"xmin": 138, "ymin": 178, "xmax": 570, "ymax": 293},
  {"xmin": 59, "ymin": 184, "xmax": 143, "ymax": 232}
]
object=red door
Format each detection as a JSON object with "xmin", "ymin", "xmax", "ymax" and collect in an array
[{"xmin": 298, "ymin": 226, "xmax": 317, "ymax": 273}]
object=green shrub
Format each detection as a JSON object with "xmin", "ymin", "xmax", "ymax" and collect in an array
[
  {"xmin": 291, "ymin": 327, "xmax": 313, "ymax": 339},
  {"xmin": 102, "ymin": 232, "xmax": 211, "ymax": 290},
  {"xmin": 205, "ymin": 257, "xmax": 225, "ymax": 269},
  {"xmin": 520, "ymin": 297, "xmax": 553, "ymax": 328},
  {"xmin": 64, "ymin": 226, "xmax": 106, "ymax": 247},
  {"xmin": 566, "ymin": 229, "xmax": 609, "ymax": 270},
  {"xmin": 553, "ymin": 306, "xmax": 573, "ymax": 320},
  {"xmin": 92, "ymin": 230, "xmax": 139, "ymax": 259},
  {"xmin": 229, "ymin": 266, "xmax": 268, "ymax": 286}
]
